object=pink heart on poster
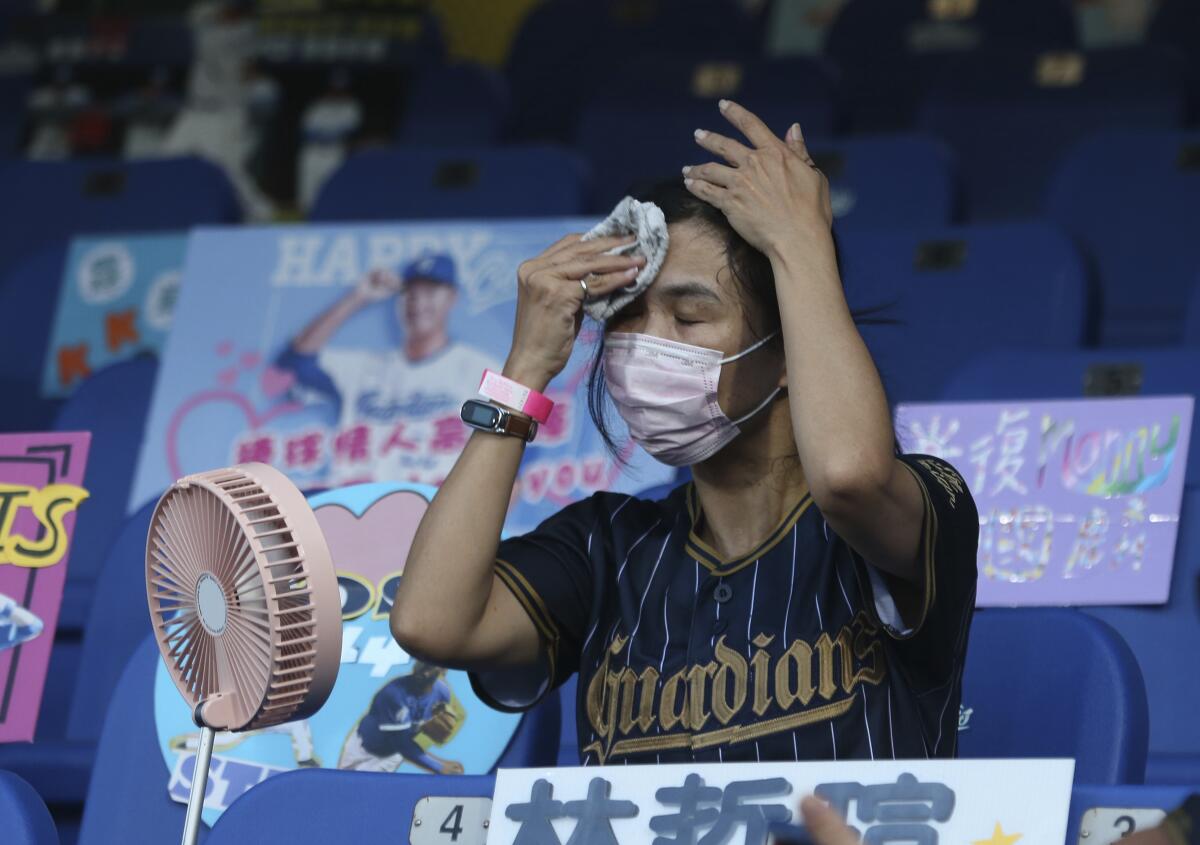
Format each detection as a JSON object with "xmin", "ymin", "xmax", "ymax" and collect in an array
[
  {"xmin": 216, "ymin": 366, "xmax": 239, "ymax": 387},
  {"xmin": 314, "ymin": 490, "xmax": 430, "ymax": 583},
  {"xmin": 260, "ymin": 366, "xmax": 296, "ymax": 399},
  {"xmin": 165, "ymin": 389, "xmax": 302, "ymax": 479}
]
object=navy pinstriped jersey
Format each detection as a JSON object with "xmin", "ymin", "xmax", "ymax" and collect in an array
[{"xmin": 471, "ymin": 454, "xmax": 978, "ymax": 765}]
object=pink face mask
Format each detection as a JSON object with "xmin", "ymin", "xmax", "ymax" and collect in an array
[{"xmin": 604, "ymin": 331, "xmax": 781, "ymax": 467}]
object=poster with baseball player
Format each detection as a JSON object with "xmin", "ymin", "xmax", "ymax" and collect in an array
[
  {"xmin": 154, "ymin": 482, "xmax": 520, "ymax": 827},
  {"xmin": 128, "ymin": 220, "xmax": 674, "ymax": 533}
]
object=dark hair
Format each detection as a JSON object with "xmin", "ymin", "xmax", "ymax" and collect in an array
[{"xmin": 586, "ymin": 179, "xmax": 897, "ymax": 462}]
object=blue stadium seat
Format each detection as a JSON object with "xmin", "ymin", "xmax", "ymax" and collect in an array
[
  {"xmin": 1068, "ymin": 785, "xmax": 1194, "ymax": 844},
  {"xmin": 0, "ymin": 244, "xmax": 68, "ymax": 433},
  {"xmin": 1148, "ymin": 0, "xmax": 1200, "ymax": 124},
  {"xmin": 837, "ymin": 222, "xmax": 1088, "ymax": 404},
  {"xmin": 0, "ymin": 771, "xmax": 58, "ymax": 845},
  {"xmin": 918, "ymin": 46, "xmax": 1186, "ymax": 221},
  {"xmin": 206, "ymin": 770, "xmax": 496, "ymax": 844},
  {"xmin": 943, "ymin": 346, "xmax": 1200, "ymax": 782},
  {"xmin": 397, "ymin": 63, "xmax": 509, "ymax": 146},
  {"xmin": 77, "ymin": 637, "xmax": 194, "ymax": 845},
  {"xmin": 0, "ymin": 73, "xmax": 32, "ymax": 157},
  {"xmin": 52, "ymin": 355, "xmax": 159, "ymax": 631},
  {"xmin": 814, "ymin": 134, "xmax": 955, "ymax": 227},
  {"xmin": 1045, "ymin": 129, "xmax": 1200, "ymax": 346},
  {"xmin": 310, "ymin": 146, "xmax": 589, "ymax": 221},
  {"xmin": 0, "ymin": 502, "xmax": 156, "ymax": 813},
  {"xmin": 0, "ymin": 157, "xmax": 239, "ymax": 282},
  {"xmin": 504, "ymin": 0, "xmax": 758, "ymax": 143},
  {"xmin": 1185, "ymin": 273, "xmax": 1200, "ymax": 345},
  {"xmin": 959, "ymin": 608, "xmax": 1148, "ymax": 784},
  {"xmin": 575, "ymin": 55, "xmax": 836, "ymax": 211},
  {"xmin": 943, "ymin": 347, "xmax": 1200, "ymax": 485},
  {"xmin": 78, "ymin": 634, "xmax": 558, "ymax": 844},
  {"xmin": 824, "ymin": 0, "xmax": 1078, "ymax": 131}
]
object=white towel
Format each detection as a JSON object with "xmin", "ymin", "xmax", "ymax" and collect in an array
[{"xmin": 581, "ymin": 196, "xmax": 669, "ymax": 322}]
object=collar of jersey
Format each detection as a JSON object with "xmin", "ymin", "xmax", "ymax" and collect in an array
[{"xmin": 683, "ymin": 482, "xmax": 814, "ymax": 576}]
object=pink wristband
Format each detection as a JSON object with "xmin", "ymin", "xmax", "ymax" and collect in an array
[{"xmin": 478, "ymin": 370, "xmax": 554, "ymax": 424}]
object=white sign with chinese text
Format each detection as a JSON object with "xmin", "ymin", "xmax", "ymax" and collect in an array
[{"xmin": 489, "ymin": 758, "xmax": 1074, "ymax": 845}]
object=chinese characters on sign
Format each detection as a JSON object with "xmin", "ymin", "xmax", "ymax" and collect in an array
[
  {"xmin": 488, "ymin": 760, "xmax": 1074, "ymax": 845},
  {"xmin": 896, "ymin": 397, "xmax": 1193, "ymax": 605}
]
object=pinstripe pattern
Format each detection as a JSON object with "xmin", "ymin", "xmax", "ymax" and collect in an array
[{"xmin": 474, "ymin": 455, "xmax": 978, "ymax": 766}]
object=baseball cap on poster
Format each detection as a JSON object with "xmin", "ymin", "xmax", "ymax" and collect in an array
[{"xmin": 401, "ymin": 252, "xmax": 457, "ymax": 288}]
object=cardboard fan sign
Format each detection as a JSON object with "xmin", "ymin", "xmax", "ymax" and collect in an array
[
  {"xmin": 0, "ymin": 432, "xmax": 91, "ymax": 743},
  {"xmin": 154, "ymin": 482, "xmax": 522, "ymax": 828},
  {"xmin": 896, "ymin": 396, "xmax": 1193, "ymax": 606}
]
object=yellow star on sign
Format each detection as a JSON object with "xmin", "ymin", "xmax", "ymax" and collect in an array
[{"xmin": 973, "ymin": 822, "xmax": 1023, "ymax": 845}]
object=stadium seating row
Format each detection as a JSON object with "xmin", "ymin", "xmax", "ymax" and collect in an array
[{"xmin": 0, "ymin": 605, "xmax": 1187, "ymax": 844}]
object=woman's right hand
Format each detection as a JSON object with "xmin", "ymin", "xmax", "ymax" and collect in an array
[{"xmin": 503, "ymin": 233, "xmax": 646, "ymax": 391}]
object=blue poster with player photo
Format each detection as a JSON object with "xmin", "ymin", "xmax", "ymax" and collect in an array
[
  {"xmin": 42, "ymin": 232, "xmax": 187, "ymax": 397},
  {"xmin": 153, "ymin": 482, "xmax": 524, "ymax": 827},
  {"xmin": 127, "ymin": 220, "xmax": 674, "ymax": 533}
]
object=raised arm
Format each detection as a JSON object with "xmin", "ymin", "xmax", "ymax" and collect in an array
[
  {"xmin": 389, "ymin": 234, "xmax": 644, "ymax": 671},
  {"xmin": 683, "ymin": 100, "xmax": 925, "ymax": 584},
  {"xmin": 291, "ymin": 269, "xmax": 398, "ymax": 355}
]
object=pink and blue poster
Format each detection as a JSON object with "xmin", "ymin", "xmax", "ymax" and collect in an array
[
  {"xmin": 896, "ymin": 396, "xmax": 1194, "ymax": 606},
  {"xmin": 0, "ymin": 431, "xmax": 91, "ymax": 742},
  {"xmin": 127, "ymin": 220, "xmax": 674, "ymax": 533}
]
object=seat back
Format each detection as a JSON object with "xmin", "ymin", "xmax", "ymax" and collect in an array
[
  {"xmin": 838, "ymin": 222, "xmax": 1088, "ymax": 404},
  {"xmin": 942, "ymin": 346, "xmax": 1200, "ymax": 485},
  {"xmin": 1045, "ymin": 129, "xmax": 1200, "ymax": 345},
  {"xmin": 397, "ymin": 63, "xmax": 510, "ymax": 146},
  {"xmin": 960, "ymin": 608, "xmax": 1149, "ymax": 784},
  {"xmin": 1185, "ymin": 272, "xmax": 1200, "ymax": 345},
  {"xmin": 825, "ymin": 0, "xmax": 1078, "ymax": 130},
  {"xmin": 918, "ymin": 46, "xmax": 1185, "ymax": 220},
  {"xmin": 1068, "ymin": 785, "xmax": 1195, "ymax": 844},
  {"xmin": 575, "ymin": 54, "xmax": 836, "ymax": 212},
  {"xmin": 0, "ymin": 157, "xmax": 239, "ymax": 280},
  {"xmin": 52, "ymin": 356, "xmax": 159, "ymax": 631},
  {"xmin": 0, "ymin": 771, "xmax": 58, "ymax": 845},
  {"xmin": 0, "ymin": 244, "xmax": 68, "ymax": 433},
  {"xmin": 207, "ymin": 770, "xmax": 496, "ymax": 844},
  {"xmin": 66, "ymin": 500, "xmax": 159, "ymax": 743},
  {"xmin": 310, "ymin": 146, "xmax": 588, "ymax": 221},
  {"xmin": 504, "ymin": 0, "xmax": 757, "ymax": 143},
  {"xmin": 78, "ymin": 637, "xmax": 194, "ymax": 845}
]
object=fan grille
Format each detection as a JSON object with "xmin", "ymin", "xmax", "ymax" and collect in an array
[{"xmin": 147, "ymin": 464, "xmax": 340, "ymax": 732}]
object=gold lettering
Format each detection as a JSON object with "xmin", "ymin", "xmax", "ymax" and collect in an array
[
  {"xmin": 660, "ymin": 668, "xmax": 688, "ymax": 731},
  {"xmin": 686, "ymin": 663, "xmax": 716, "ymax": 731},
  {"xmin": 634, "ymin": 666, "xmax": 659, "ymax": 734},
  {"xmin": 775, "ymin": 638, "xmax": 816, "ymax": 709},
  {"xmin": 836, "ymin": 627, "xmax": 858, "ymax": 695},
  {"xmin": 814, "ymin": 633, "xmax": 838, "ymax": 700},
  {"xmin": 751, "ymin": 633, "xmax": 774, "ymax": 716},
  {"xmin": 711, "ymin": 637, "xmax": 748, "ymax": 725},
  {"xmin": 616, "ymin": 666, "xmax": 662, "ymax": 735},
  {"xmin": 851, "ymin": 614, "xmax": 887, "ymax": 689},
  {"xmin": 584, "ymin": 635, "xmax": 627, "ymax": 744}
]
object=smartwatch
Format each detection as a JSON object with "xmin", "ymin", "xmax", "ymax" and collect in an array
[{"xmin": 460, "ymin": 399, "xmax": 538, "ymax": 442}]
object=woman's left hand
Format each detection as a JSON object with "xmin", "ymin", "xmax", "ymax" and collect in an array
[{"xmin": 683, "ymin": 99, "xmax": 833, "ymax": 258}]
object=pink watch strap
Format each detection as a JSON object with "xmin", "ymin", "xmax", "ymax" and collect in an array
[{"xmin": 478, "ymin": 370, "xmax": 554, "ymax": 424}]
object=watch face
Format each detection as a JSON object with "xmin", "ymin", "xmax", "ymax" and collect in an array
[{"xmin": 462, "ymin": 400, "xmax": 501, "ymax": 430}]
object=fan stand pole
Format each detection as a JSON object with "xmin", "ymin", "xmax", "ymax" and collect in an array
[{"xmin": 181, "ymin": 725, "xmax": 216, "ymax": 845}]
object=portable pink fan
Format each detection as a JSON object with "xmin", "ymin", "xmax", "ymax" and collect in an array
[{"xmin": 146, "ymin": 463, "xmax": 342, "ymax": 845}]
